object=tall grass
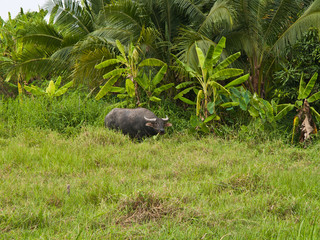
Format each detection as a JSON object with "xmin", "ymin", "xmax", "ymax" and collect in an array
[
  {"xmin": 0, "ymin": 93, "xmax": 108, "ymax": 136},
  {"xmin": 1, "ymin": 93, "xmax": 320, "ymax": 238},
  {"xmin": 0, "ymin": 126, "xmax": 320, "ymax": 239},
  {"xmin": 0, "ymin": 93, "xmax": 191, "ymax": 138}
]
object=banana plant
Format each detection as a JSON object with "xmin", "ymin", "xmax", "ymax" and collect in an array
[
  {"xmin": 24, "ymin": 76, "xmax": 74, "ymax": 98},
  {"xmin": 272, "ymin": 72, "xmax": 320, "ymax": 143},
  {"xmin": 173, "ymin": 36, "xmax": 249, "ymax": 123},
  {"xmin": 248, "ymin": 93, "xmax": 279, "ymax": 126},
  {"xmin": 136, "ymin": 64, "xmax": 174, "ymax": 104},
  {"xmin": 95, "ymin": 40, "xmax": 166, "ymax": 105}
]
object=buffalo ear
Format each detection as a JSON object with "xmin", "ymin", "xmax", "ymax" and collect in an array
[
  {"xmin": 165, "ymin": 122, "xmax": 172, "ymax": 127},
  {"xmin": 145, "ymin": 122, "xmax": 154, "ymax": 127}
]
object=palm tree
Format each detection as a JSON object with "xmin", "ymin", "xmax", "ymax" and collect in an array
[
  {"xmin": 226, "ymin": 0, "xmax": 318, "ymax": 97},
  {"xmin": 0, "ymin": 9, "xmax": 49, "ymax": 87},
  {"xmin": 7, "ymin": 0, "xmax": 109, "ymax": 87},
  {"xmin": 90, "ymin": 0, "xmax": 212, "ymax": 83},
  {"xmin": 5, "ymin": 0, "xmax": 218, "ymax": 89},
  {"xmin": 176, "ymin": 0, "xmax": 320, "ymax": 98}
]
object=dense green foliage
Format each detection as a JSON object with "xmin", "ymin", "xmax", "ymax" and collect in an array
[
  {"xmin": 1, "ymin": 1, "xmax": 320, "ymax": 237},
  {"xmin": 1, "ymin": 1, "xmax": 320, "ymax": 130},
  {"xmin": 2, "ymin": 0, "xmax": 320, "ymax": 95},
  {"xmin": 274, "ymin": 28, "xmax": 320, "ymax": 102}
]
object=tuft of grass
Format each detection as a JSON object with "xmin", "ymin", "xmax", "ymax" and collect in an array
[{"xmin": 116, "ymin": 191, "xmax": 179, "ymax": 226}]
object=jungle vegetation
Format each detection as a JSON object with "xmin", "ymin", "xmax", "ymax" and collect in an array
[
  {"xmin": 2, "ymin": 1, "xmax": 320, "ymax": 239},
  {"xmin": 1, "ymin": 1, "xmax": 320, "ymax": 140}
]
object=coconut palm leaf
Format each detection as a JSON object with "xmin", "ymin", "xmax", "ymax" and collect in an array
[
  {"xmin": 197, "ymin": 0, "xmax": 235, "ymax": 37},
  {"xmin": 273, "ymin": 0, "xmax": 320, "ymax": 53},
  {"xmin": 21, "ymin": 23, "xmax": 64, "ymax": 48},
  {"xmin": 46, "ymin": 0, "xmax": 93, "ymax": 36}
]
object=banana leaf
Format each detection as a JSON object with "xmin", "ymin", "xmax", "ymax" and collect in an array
[
  {"xmin": 195, "ymin": 44, "xmax": 205, "ymax": 69},
  {"xmin": 103, "ymin": 68, "xmax": 126, "ymax": 79},
  {"xmin": 171, "ymin": 54, "xmax": 197, "ymax": 78},
  {"xmin": 249, "ymin": 106, "xmax": 260, "ymax": 118},
  {"xmin": 95, "ymin": 76, "xmax": 119, "ymax": 100},
  {"xmin": 178, "ymin": 96, "xmax": 196, "ymax": 105},
  {"xmin": 24, "ymin": 85, "xmax": 45, "ymax": 96},
  {"xmin": 275, "ymin": 104, "xmax": 294, "ymax": 121},
  {"xmin": 311, "ymin": 107, "xmax": 320, "ymax": 122},
  {"xmin": 213, "ymin": 52, "xmax": 241, "ymax": 74},
  {"xmin": 55, "ymin": 76, "xmax": 62, "ymax": 88},
  {"xmin": 54, "ymin": 80, "xmax": 74, "ymax": 97},
  {"xmin": 220, "ymin": 102, "xmax": 240, "ymax": 108},
  {"xmin": 116, "ymin": 40, "xmax": 127, "ymax": 60},
  {"xmin": 300, "ymin": 72, "xmax": 318, "ymax": 99},
  {"xmin": 203, "ymin": 45, "xmax": 215, "ymax": 69},
  {"xmin": 224, "ymin": 74, "xmax": 249, "ymax": 88},
  {"xmin": 153, "ymin": 83, "xmax": 174, "ymax": 95},
  {"xmin": 136, "ymin": 74, "xmax": 149, "ymax": 90},
  {"xmin": 150, "ymin": 96, "xmax": 161, "ymax": 102},
  {"xmin": 176, "ymin": 81, "xmax": 194, "ymax": 89},
  {"xmin": 152, "ymin": 65, "xmax": 168, "ymax": 87},
  {"xmin": 204, "ymin": 114, "xmax": 220, "ymax": 123},
  {"xmin": 307, "ymin": 91, "xmax": 320, "ymax": 103},
  {"xmin": 139, "ymin": 58, "xmax": 166, "ymax": 67},
  {"xmin": 196, "ymin": 90, "xmax": 204, "ymax": 116},
  {"xmin": 174, "ymin": 86, "xmax": 196, "ymax": 100},
  {"xmin": 211, "ymin": 69, "xmax": 244, "ymax": 81},
  {"xmin": 298, "ymin": 73, "xmax": 306, "ymax": 99},
  {"xmin": 95, "ymin": 59, "xmax": 121, "ymax": 69},
  {"xmin": 46, "ymin": 80, "xmax": 55, "ymax": 97},
  {"xmin": 209, "ymin": 81, "xmax": 230, "ymax": 95},
  {"xmin": 110, "ymin": 87, "xmax": 125, "ymax": 93},
  {"xmin": 211, "ymin": 37, "xmax": 226, "ymax": 66},
  {"xmin": 125, "ymin": 79, "xmax": 135, "ymax": 98}
]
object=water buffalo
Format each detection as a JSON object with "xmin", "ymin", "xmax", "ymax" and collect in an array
[{"xmin": 104, "ymin": 108, "xmax": 172, "ymax": 139}]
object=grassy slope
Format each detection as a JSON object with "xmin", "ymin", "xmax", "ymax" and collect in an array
[{"xmin": 1, "ymin": 127, "xmax": 320, "ymax": 239}]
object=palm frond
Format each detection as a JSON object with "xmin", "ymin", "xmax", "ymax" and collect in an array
[
  {"xmin": 88, "ymin": 0, "xmax": 109, "ymax": 15},
  {"xmin": 46, "ymin": 0, "xmax": 94, "ymax": 36},
  {"xmin": 263, "ymin": 0, "xmax": 301, "ymax": 45},
  {"xmin": 73, "ymin": 47, "xmax": 114, "ymax": 87},
  {"xmin": 273, "ymin": 0, "xmax": 320, "ymax": 53},
  {"xmin": 101, "ymin": 0, "xmax": 145, "ymax": 32},
  {"xmin": 172, "ymin": 0, "xmax": 206, "ymax": 25},
  {"xmin": 20, "ymin": 22, "xmax": 63, "ymax": 48},
  {"xmin": 174, "ymin": 28, "xmax": 216, "ymax": 70},
  {"xmin": 198, "ymin": 0, "xmax": 235, "ymax": 37},
  {"xmin": 89, "ymin": 27, "xmax": 135, "ymax": 46},
  {"xmin": 8, "ymin": 47, "xmax": 60, "ymax": 80}
]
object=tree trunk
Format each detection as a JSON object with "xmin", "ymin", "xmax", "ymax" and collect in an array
[{"xmin": 251, "ymin": 58, "xmax": 262, "ymax": 97}]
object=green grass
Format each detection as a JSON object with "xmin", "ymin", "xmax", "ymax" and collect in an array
[{"xmin": 1, "ymin": 126, "xmax": 320, "ymax": 239}]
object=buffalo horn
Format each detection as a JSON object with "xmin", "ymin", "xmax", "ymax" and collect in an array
[
  {"xmin": 144, "ymin": 116, "xmax": 157, "ymax": 122},
  {"xmin": 162, "ymin": 116, "xmax": 169, "ymax": 121}
]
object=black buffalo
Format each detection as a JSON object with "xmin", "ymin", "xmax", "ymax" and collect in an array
[{"xmin": 104, "ymin": 108, "xmax": 172, "ymax": 139}]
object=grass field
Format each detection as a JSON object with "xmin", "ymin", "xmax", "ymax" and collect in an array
[{"xmin": 1, "ymin": 126, "xmax": 320, "ymax": 239}]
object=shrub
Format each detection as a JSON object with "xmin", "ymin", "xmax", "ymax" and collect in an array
[{"xmin": 0, "ymin": 92, "xmax": 107, "ymax": 136}]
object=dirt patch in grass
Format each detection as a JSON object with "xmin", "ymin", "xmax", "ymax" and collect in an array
[
  {"xmin": 215, "ymin": 173, "xmax": 267, "ymax": 194},
  {"xmin": 116, "ymin": 192, "xmax": 180, "ymax": 225}
]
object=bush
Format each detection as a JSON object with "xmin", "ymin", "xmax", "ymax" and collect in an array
[{"xmin": 0, "ymin": 92, "xmax": 108, "ymax": 136}]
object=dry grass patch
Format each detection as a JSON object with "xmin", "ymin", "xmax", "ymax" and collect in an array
[{"xmin": 116, "ymin": 192, "xmax": 181, "ymax": 225}]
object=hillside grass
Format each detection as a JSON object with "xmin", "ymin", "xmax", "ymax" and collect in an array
[{"xmin": 1, "ymin": 126, "xmax": 320, "ymax": 239}]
